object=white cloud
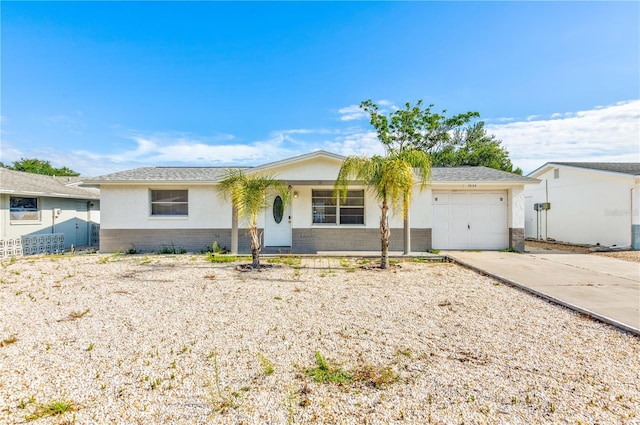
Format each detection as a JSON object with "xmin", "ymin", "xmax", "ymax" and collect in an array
[
  {"xmin": 337, "ymin": 105, "xmax": 368, "ymax": 121},
  {"xmin": 4, "ymin": 100, "xmax": 637, "ymax": 177},
  {"xmin": 337, "ymin": 99, "xmax": 400, "ymax": 121},
  {"xmin": 320, "ymin": 129, "xmax": 384, "ymax": 158},
  {"xmin": 487, "ymin": 100, "xmax": 640, "ymax": 174}
]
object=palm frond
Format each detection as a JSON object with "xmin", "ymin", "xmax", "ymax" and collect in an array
[{"xmin": 218, "ymin": 170, "xmax": 290, "ymax": 226}]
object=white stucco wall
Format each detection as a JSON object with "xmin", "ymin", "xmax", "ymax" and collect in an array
[
  {"xmin": 509, "ymin": 187, "xmax": 525, "ymax": 228},
  {"xmin": 260, "ymin": 156, "xmax": 343, "ymax": 181},
  {"xmin": 525, "ymin": 166, "xmax": 634, "ymax": 247},
  {"xmin": 633, "ymin": 181, "xmax": 640, "ymax": 226},
  {"xmin": 100, "ymin": 185, "xmax": 233, "ymax": 229}
]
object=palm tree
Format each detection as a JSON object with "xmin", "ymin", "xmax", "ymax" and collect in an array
[
  {"xmin": 218, "ymin": 170, "xmax": 290, "ymax": 269},
  {"xmin": 335, "ymin": 150, "xmax": 431, "ymax": 269}
]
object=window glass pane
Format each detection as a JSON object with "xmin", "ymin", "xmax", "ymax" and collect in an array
[
  {"xmin": 312, "ymin": 189, "xmax": 364, "ymax": 225},
  {"xmin": 273, "ymin": 196, "xmax": 284, "ymax": 224},
  {"xmin": 340, "ymin": 190, "xmax": 364, "ymax": 224},
  {"xmin": 312, "ymin": 205, "xmax": 336, "ymax": 224},
  {"xmin": 152, "ymin": 190, "xmax": 188, "ymax": 203},
  {"xmin": 312, "ymin": 190, "xmax": 337, "ymax": 223},
  {"xmin": 312, "ymin": 189, "xmax": 334, "ymax": 198},
  {"xmin": 151, "ymin": 203, "xmax": 188, "ymax": 216},
  {"xmin": 151, "ymin": 190, "xmax": 188, "ymax": 216},
  {"xmin": 339, "ymin": 207, "xmax": 364, "ymax": 224},
  {"xmin": 10, "ymin": 197, "xmax": 40, "ymax": 221},
  {"xmin": 342, "ymin": 192, "xmax": 364, "ymax": 206}
]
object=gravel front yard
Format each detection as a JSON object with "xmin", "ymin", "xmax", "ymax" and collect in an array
[{"xmin": 1, "ymin": 254, "xmax": 639, "ymax": 424}]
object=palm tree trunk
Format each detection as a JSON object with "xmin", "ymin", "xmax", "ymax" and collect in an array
[
  {"xmin": 250, "ymin": 221, "xmax": 261, "ymax": 269},
  {"xmin": 380, "ymin": 199, "xmax": 390, "ymax": 269}
]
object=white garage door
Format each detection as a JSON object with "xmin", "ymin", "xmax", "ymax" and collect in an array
[{"xmin": 432, "ymin": 191, "xmax": 508, "ymax": 250}]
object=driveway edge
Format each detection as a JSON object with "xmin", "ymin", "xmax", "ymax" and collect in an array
[{"xmin": 446, "ymin": 255, "xmax": 640, "ymax": 337}]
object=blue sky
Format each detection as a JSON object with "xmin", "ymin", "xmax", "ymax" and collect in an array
[{"xmin": 1, "ymin": 1, "xmax": 638, "ymax": 176}]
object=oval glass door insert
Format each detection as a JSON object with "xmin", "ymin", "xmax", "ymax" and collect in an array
[{"xmin": 273, "ymin": 196, "xmax": 283, "ymax": 224}]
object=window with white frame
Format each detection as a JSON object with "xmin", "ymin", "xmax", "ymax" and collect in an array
[
  {"xmin": 150, "ymin": 190, "xmax": 188, "ymax": 216},
  {"xmin": 10, "ymin": 196, "xmax": 40, "ymax": 221},
  {"xmin": 312, "ymin": 189, "xmax": 364, "ymax": 224}
]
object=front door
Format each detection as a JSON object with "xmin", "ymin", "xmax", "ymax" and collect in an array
[
  {"xmin": 264, "ymin": 195, "xmax": 292, "ymax": 246},
  {"xmin": 75, "ymin": 202, "xmax": 88, "ymax": 247}
]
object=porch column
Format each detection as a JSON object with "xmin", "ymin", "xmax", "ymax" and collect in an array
[
  {"xmin": 404, "ymin": 209, "xmax": 411, "ymax": 255},
  {"xmin": 231, "ymin": 205, "xmax": 238, "ymax": 254}
]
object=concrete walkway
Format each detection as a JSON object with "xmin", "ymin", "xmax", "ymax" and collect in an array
[{"xmin": 445, "ymin": 249, "xmax": 640, "ymax": 335}]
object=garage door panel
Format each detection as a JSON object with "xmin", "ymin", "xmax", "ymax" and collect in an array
[
  {"xmin": 451, "ymin": 193, "xmax": 469, "ymax": 204},
  {"xmin": 432, "ymin": 190, "xmax": 508, "ymax": 250},
  {"xmin": 470, "ymin": 205, "xmax": 488, "ymax": 219},
  {"xmin": 469, "ymin": 192, "xmax": 488, "ymax": 203},
  {"xmin": 433, "ymin": 193, "xmax": 450, "ymax": 203}
]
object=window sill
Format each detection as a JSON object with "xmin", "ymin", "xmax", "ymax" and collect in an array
[
  {"xmin": 10, "ymin": 221, "xmax": 42, "ymax": 225},
  {"xmin": 311, "ymin": 223, "xmax": 366, "ymax": 227},
  {"xmin": 148, "ymin": 216, "xmax": 189, "ymax": 220}
]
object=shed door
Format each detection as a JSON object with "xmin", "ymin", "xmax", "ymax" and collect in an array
[{"xmin": 432, "ymin": 191, "xmax": 508, "ymax": 250}]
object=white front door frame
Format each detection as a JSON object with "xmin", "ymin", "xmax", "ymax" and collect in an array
[{"xmin": 264, "ymin": 195, "xmax": 292, "ymax": 247}]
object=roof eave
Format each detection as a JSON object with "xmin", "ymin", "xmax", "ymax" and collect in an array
[
  {"xmin": 0, "ymin": 189, "xmax": 100, "ymax": 200},
  {"xmin": 81, "ymin": 179, "xmax": 224, "ymax": 186},
  {"xmin": 431, "ymin": 179, "xmax": 539, "ymax": 186}
]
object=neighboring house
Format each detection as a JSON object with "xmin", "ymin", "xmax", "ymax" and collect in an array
[
  {"xmin": 82, "ymin": 151, "xmax": 538, "ymax": 254},
  {"xmin": 525, "ymin": 162, "xmax": 640, "ymax": 250},
  {"xmin": 0, "ymin": 168, "xmax": 101, "ymax": 255}
]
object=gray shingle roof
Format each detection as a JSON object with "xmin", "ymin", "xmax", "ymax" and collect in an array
[
  {"xmin": 86, "ymin": 164, "xmax": 535, "ymax": 184},
  {"xmin": 86, "ymin": 166, "xmax": 249, "ymax": 183},
  {"xmin": 551, "ymin": 162, "xmax": 640, "ymax": 176},
  {"xmin": 431, "ymin": 166, "xmax": 538, "ymax": 182},
  {"xmin": 0, "ymin": 168, "xmax": 100, "ymax": 199}
]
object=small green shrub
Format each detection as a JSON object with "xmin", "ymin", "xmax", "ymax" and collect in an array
[
  {"xmin": 211, "ymin": 241, "xmax": 227, "ymax": 254},
  {"xmin": 267, "ymin": 256, "xmax": 302, "ymax": 266},
  {"xmin": 352, "ymin": 364, "xmax": 399, "ymax": 388},
  {"xmin": 25, "ymin": 399, "xmax": 76, "ymax": 421},
  {"xmin": 157, "ymin": 243, "xmax": 187, "ymax": 254},
  {"xmin": 499, "ymin": 247, "xmax": 520, "ymax": 253},
  {"xmin": 258, "ymin": 352, "xmax": 275, "ymax": 376},
  {"xmin": 305, "ymin": 351, "xmax": 352, "ymax": 384},
  {"xmin": 206, "ymin": 252, "xmax": 238, "ymax": 263}
]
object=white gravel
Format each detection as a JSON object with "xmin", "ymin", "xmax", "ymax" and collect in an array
[{"xmin": 1, "ymin": 253, "xmax": 639, "ymax": 424}]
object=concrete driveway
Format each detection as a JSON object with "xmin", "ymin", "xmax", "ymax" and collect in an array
[{"xmin": 445, "ymin": 249, "xmax": 640, "ymax": 334}]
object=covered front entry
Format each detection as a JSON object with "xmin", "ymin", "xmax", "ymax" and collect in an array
[
  {"xmin": 432, "ymin": 190, "xmax": 508, "ymax": 250},
  {"xmin": 264, "ymin": 195, "xmax": 292, "ymax": 247}
]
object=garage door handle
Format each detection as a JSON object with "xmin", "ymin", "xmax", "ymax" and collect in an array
[{"xmin": 468, "ymin": 223, "xmax": 470, "ymax": 230}]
